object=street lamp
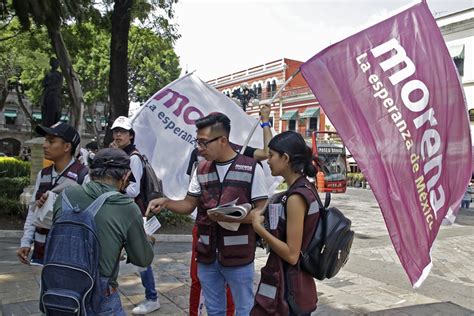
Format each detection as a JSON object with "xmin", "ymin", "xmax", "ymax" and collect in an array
[{"xmin": 231, "ymin": 84, "xmax": 256, "ymax": 112}]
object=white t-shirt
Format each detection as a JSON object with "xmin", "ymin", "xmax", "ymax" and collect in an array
[
  {"xmin": 125, "ymin": 154, "xmax": 143, "ymax": 198},
  {"xmin": 20, "ymin": 159, "xmax": 90, "ymax": 248},
  {"xmin": 188, "ymin": 158, "xmax": 268, "ymax": 203}
]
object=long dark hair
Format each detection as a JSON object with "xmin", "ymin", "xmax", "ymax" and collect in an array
[{"xmin": 268, "ymin": 131, "xmax": 316, "ymax": 177}]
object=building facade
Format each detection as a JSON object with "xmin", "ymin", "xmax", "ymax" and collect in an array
[
  {"xmin": 0, "ymin": 89, "xmax": 36, "ymax": 156},
  {"xmin": 207, "ymin": 58, "xmax": 327, "ymax": 139},
  {"xmin": 0, "ymin": 89, "xmax": 104, "ymax": 156},
  {"xmin": 437, "ymin": 8, "xmax": 474, "ymax": 162}
]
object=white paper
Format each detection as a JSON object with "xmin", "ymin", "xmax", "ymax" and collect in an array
[
  {"xmin": 144, "ymin": 216, "xmax": 161, "ymax": 235},
  {"xmin": 207, "ymin": 202, "xmax": 252, "ymax": 231},
  {"xmin": 32, "ymin": 191, "xmax": 58, "ymax": 230},
  {"xmin": 268, "ymin": 204, "xmax": 282, "ymax": 230}
]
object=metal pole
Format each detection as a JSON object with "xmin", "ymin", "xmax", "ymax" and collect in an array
[{"xmin": 240, "ymin": 68, "xmax": 301, "ymax": 154}]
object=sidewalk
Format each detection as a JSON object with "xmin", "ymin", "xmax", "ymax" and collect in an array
[{"xmin": 1, "ymin": 188, "xmax": 473, "ymax": 315}]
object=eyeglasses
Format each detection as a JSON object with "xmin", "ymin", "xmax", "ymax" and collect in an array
[{"xmin": 195, "ymin": 136, "xmax": 223, "ymax": 149}]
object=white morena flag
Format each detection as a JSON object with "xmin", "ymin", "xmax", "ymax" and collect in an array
[{"xmin": 131, "ymin": 72, "xmax": 278, "ymax": 200}]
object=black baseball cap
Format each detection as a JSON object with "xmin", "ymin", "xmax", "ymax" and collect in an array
[
  {"xmin": 90, "ymin": 148, "xmax": 130, "ymax": 169},
  {"xmin": 36, "ymin": 122, "xmax": 81, "ymax": 148}
]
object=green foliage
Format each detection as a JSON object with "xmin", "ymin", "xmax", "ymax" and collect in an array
[
  {"xmin": 0, "ymin": 176, "xmax": 30, "ymax": 198},
  {"xmin": 62, "ymin": 22, "xmax": 110, "ymax": 107},
  {"xmin": 132, "ymin": 0, "xmax": 180, "ymax": 42},
  {"xmin": 0, "ymin": 19, "xmax": 51, "ymax": 109},
  {"xmin": 128, "ymin": 25, "xmax": 181, "ymax": 102},
  {"xmin": 1, "ymin": 0, "xmax": 181, "ymax": 121},
  {"xmin": 0, "ymin": 196, "xmax": 27, "ymax": 217},
  {"xmin": 350, "ymin": 172, "xmax": 365, "ymax": 182},
  {"xmin": 0, "ymin": 158, "xmax": 30, "ymax": 178},
  {"xmin": 156, "ymin": 210, "xmax": 193, "ymax": 227}
]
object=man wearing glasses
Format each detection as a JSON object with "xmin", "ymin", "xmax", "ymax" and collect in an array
[
  {"xmin": 185, "ymin": 105, "xmax": 272, "ymax": 316},
  {"xmin": 147, "ymin": 112, "xmax": 268, "ymax": 315}
]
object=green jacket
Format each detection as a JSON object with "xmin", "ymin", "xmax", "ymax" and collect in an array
[{"xmin": 53, "ymin": 181, "xmax": 154, "ymax": 287}]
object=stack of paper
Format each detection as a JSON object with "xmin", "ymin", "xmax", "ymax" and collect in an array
[
  {"xmin": 32, "ymin": 191, "xmax": 58, "ymax": 229},
  {"xmin": 207, "ymin": 198, "xmax": 252, "ymax": 231}
]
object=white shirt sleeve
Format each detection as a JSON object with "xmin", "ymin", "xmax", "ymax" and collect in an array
[
  {"xmin": 251, "ymin": 164, "xmax": 268, "ymax": 202},
  {"xmin": 187, "ymin": 167, "xmax": 201, "ymax": 196},
  {"xmin": 20, "ymin": 170, "xmax": 42, "ymax": 248},
  {"xmin": 125, "ymin": 154, "xmax": 143, "ymax": 198},
  {"xmin": 82, "ymin": 174, "xmax": 90, "ymax": 184}
]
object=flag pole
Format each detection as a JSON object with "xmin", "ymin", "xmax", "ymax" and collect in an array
[{"xmin": 240, "ymin": 68, "xmax": 301, "ymax": 154}]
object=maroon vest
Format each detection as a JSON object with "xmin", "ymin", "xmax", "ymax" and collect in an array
[
  {"xmin": 195, "ymin": 154, "xmax": 257, "ymax": 266},
  {"xmin": 32, "ymin": 160, "xmax": 88, "ymax": 263},
  {"xmin": 252, "ymin": 176, "xmax": 320, "ymax": 315},
  {"xmin": 35, "ymin": 161, "xmax": 88, "ymax": 200}
]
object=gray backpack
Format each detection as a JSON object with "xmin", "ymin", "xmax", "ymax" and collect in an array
[{"xmin": 132, "ymin": 152, "xmax": 164, "ymax": 205}]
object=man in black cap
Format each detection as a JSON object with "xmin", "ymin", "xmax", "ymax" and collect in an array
[
  {"xmin": 51, "ymin": 148, "xmax": 154, "ymax": 315},
  {"xmin": 17, "ymin": 122, "xmax": 89, "ymax": 265}
]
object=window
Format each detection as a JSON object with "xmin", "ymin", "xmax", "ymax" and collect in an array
[
  {"xmin": 309, "ymin": 117, "xmax": 318, "ymax": 130},
  {"xmin": 256, "ymin": 83, "xmax": 262, "ymax": 97},
  {"xmin": 4, "ymin": 110, "xmax": 17, "ymax": 125},
  {"xmin": 288, "ymin": 119, "xmax": 296, "ymax": 131},
  {"xmin": 448, "ymin": 44, "xmax": 465, "ymax": 77},
  {"xmin": 271, "ymin": 80, "xmax": 277, "ymax": 92},
  {"xmin": 454, "ymin": 57, "xmax": 464, "ymax": 77}
]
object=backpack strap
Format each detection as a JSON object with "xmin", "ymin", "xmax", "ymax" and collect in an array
[
  {"xmin": 86, "ymin": 191, "xmax": 121, "ymax": 217},
  {"xmin": 283, "ymin": 182, "xmax": 330, "ymax": 211},
  {"xmin": 76, "ymin": 166, "xmax": 89, "ymax": 185},
  {"xmin": 60, "ymin": 190, "xmax": 120, "ymax": 217},
  {"xmin": 282, "ymin": 182, "xmax": 331, "ymax": 255},
  {"xmin": 61, "ymin": 190, "xmax": 74, "ymax": 211}
]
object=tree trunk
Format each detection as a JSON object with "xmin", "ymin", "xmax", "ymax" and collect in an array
[
  {"xmin": 47, "ymin": 26, "xmax": 84, "ymax": 132},
  {"xmin": 105, "ymin": 0, "xmax": 133, "ymax": 146},
  {"xmin": 14, "ymin": 83, "xmax": 34, "ymax": 125}
]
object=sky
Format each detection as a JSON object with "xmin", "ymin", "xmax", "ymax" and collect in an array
[{"xmin": 172, "ymin": 0, "xmax": 473, "ymax": 81}]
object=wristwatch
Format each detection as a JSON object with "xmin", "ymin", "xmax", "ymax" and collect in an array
[{"xmin": 260, "ymin": 121, "xmax": 271, "ymax": 128}]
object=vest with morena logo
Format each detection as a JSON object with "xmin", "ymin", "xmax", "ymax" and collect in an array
[
  {"xmin": 32, "ymin": 161, "xmax": 88, "ymax": 263},
  {"xmin": 196, "ymin": 153, "xmax": 257, "ymax": 267},
  {"xmin": 252, "ymin": 176, "xmax": 320, "ymax": 315},
  {"xmin": 35, "ymin": 161, "xmax": 88, "ymax": 201}
]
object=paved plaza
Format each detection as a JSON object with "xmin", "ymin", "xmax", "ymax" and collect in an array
[{"xmin": 0, "ymin": 187, "xmax": 473, "ymax": 315}]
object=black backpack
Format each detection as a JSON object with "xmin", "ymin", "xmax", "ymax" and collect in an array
[
  {"xmin": 132, "ymin": 152, "xmax": 164, "ymax": 205},
  {"xmin": 300, "ymin": 190, "xmax": 354, "ymax": 280}
]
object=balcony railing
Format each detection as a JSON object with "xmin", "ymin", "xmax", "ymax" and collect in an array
[
  {"xmin": 257, "ymin": 86, "xmax": 314, "ymax": 100},
  {"xmin": 281, "ymin": 86, "xmax": 313, "ymax": 98}
]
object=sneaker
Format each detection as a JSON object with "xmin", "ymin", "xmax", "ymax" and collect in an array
[{"xmin": 132, "ymin": 299, "xmax": 160, "ymax": 314}]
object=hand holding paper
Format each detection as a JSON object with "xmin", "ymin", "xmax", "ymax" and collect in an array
[
  {"xmin": 207, "ymin": 199, "xmax": 252, "ymax": 231},
  {"xmin": 143, "ymin": 216, "xmax": 161, "ymax": 236},
  {"xmin": 32, "ymin": 191, "xmax": 58, "ymax": 229}
]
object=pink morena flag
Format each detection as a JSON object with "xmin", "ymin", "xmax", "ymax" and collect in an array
[{"xmin": 300, "ymin": 1, "xmax": 471, "ymax": 287}]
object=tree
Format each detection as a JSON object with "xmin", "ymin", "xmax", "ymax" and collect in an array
[
  {"xmin": 0, "ymin": 16, "xmax": 50, "ymax": 123},
  {"xmin": 128, "ymin": 25, "xmax": 180, "ymax": 103},
  {"xmin": 8, "ymin": 0, "xmax": 94, "ymax": 130},
  {"xmin": 2, "ymin": 0, "xmax": 181, "ymax": 143},
  {"xmin": 103, "ymin": 0, "xmax": 179, "ymax": 145}
]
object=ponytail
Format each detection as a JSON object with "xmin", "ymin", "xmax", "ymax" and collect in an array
[
  {"xmin": 303, "ymin": 146, "xmax": 316, "ymax": 177},
  {"xmin": 268, "ymin": 131, "xmax": 316, "ymax": 177}
]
